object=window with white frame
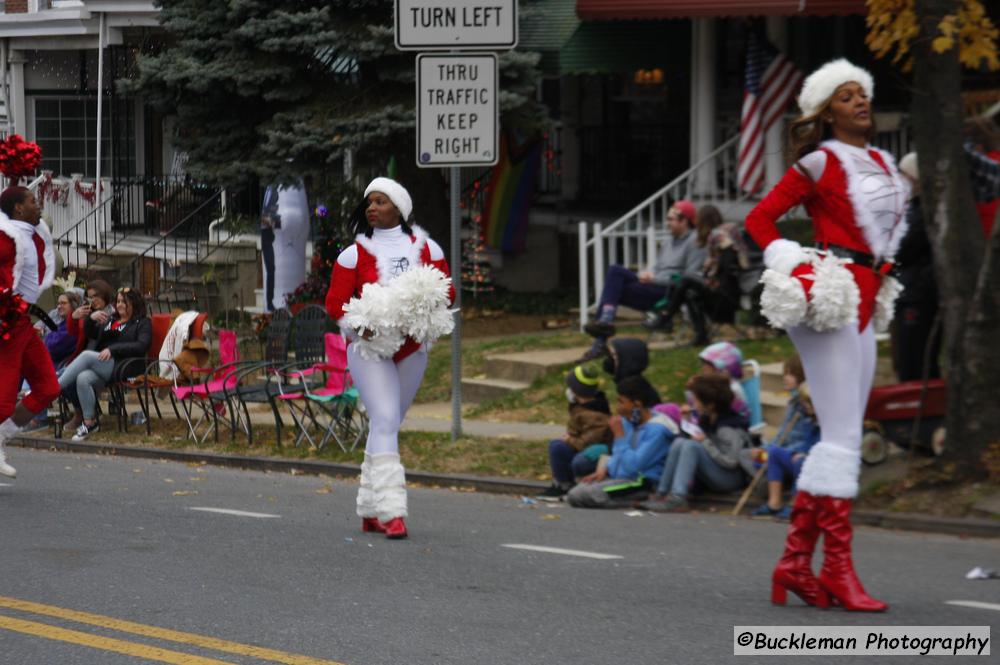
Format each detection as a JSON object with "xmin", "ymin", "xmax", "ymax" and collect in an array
[{"xmin": 33, "ymin": 97, "xmax": 132, "ymax": 178}]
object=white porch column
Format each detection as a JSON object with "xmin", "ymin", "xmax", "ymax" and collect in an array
[
  {"xmin": 8, "ymin": 50, "xmax": 26, "ymax": 136},
  {"xmin": 689, "ymin": 18, "xmax": 716, "ymax": 197},
  {"xmin": 764, "ymin": 16, "xmax": 788, "ymax": 191}
]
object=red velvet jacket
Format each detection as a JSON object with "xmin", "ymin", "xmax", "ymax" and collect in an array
[
  {"xmin": 325, "ymin": 229, "xmax": 453, "ymax": 362},
  {"xmin": 745, "ymin": 144, "xmax": 908, "ymax": 330}
]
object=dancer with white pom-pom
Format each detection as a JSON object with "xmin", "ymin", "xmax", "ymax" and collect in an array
[{"xmin": 325, "ymin": 177, "xmax": 454, "ymax": 539}]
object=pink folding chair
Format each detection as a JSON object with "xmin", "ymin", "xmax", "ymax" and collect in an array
[
  {"xmin": 173, "ymin": 329, "xmax": 242, "ymax": 443},
  {"xmin": 276, "ymin": 333, "xmax": 367, "ymax": 451}
]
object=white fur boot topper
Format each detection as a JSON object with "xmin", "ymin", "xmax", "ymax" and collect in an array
[
  {"xmin": 806, "ymin": 253, "xmax": 860, "ymax": 332},
  {"xmin": 873, "ymin": 275, "xmax": 903, "ymax": 333},
  {"xmin": 356, "ymin": 453, "xmax": 378, "ymax": 519},
  {"xmin": 371, "ymin": 452, "xmax": 407, "ymax": 522},
  {"xmin": 795, "ymin": 441, "xmax": 862, "ymax": 499}
]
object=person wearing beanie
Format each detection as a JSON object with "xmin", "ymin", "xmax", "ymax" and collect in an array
[
  {"xmin": 325, "ymin": 177, "xmax": 454, "ymax": 540},
  {"xmin": 0, "ymin": 186, "xmax": 60, "ymax": 478},
  {"xmin": 566, "ymin": 375, "xmax": 674, "ymax": 509},
  {"xmin": 744, "ymin": 59, "xmax": 909, "ymax": 612},
  {"xmin": 579, "ymin": 200, "xmax": 703, "ymax": 361},
  {"xmin": 537, "ymin": 364, "xmax": 613, "ymax": 500}
]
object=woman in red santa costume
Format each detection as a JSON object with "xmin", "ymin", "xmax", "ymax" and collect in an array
[
  {"xmin": 745, "ymin": 60, "xmax": 910, "ymax": 612},
  {"xmin": 325, "ymin": 177, "xmax": 453, "ymax": 540},
  {"xmin": 0, "ymin": 186, "xmax": 61, "ymax": 478}
]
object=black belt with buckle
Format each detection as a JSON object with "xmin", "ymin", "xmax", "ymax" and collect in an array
[{"xmin": 815, "ymin": 243, "xmax": 897, "ymax": 277}]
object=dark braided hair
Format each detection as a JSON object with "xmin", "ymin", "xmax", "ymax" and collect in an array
[{"xmin": 350, "ymin": 195, "xmax": 414, "ymax": 239}]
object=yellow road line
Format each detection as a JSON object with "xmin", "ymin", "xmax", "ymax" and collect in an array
[
  {"xmin": 0, "ymin": 596, "xmax": 347, "ymax": 665},
  {"xmin": 0, "ymin": 614, "xmax": 237, "ymax": 665}
]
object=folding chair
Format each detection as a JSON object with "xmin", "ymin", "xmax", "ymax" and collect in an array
[
  {"xmin": 173, "ymin": 329, "xmax": 242, "ymax": 443},
  {"xmin": 226, "ymin": 308, "xmax": 293, "ymax": 445},
  {"xmin": 275, "ymin": 333, "xmax": 367, "ymax": 451}
]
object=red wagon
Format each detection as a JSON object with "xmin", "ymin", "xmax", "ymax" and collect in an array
[{"xmin": 861, "ymin": 379, "xmax": 947, "ymax": 465}]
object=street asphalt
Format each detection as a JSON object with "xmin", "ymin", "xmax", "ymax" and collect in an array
[{"xmin": 1, "ymin": 447, "xmax": 998, "ymax": 664}]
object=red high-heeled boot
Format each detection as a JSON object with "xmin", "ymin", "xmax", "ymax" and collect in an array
[
  {"xmin": 771, "ymin": 491, "xmax": 829, "ymax": 608},
  {"xmin": 816, "ymin": 496, "xmax": 888, "ymax": 612},
  {"xmin": 362, "ymin": 517, "xmax": 386, "ymax": 533},
  {"xmin": 382, "ymin": 517, "xmax": 408, "ymax": 539}
]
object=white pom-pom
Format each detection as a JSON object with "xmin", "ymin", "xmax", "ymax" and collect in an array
[
  {"xmin": 807, "ymin": 254, "xmax": 859, "ymax": 332},
  {"xmin": 388, "ymin": 265, "xmax": 456, "ymax": 344},
  {"xmin": 759, "ymin": 268, "xmax": 808, "ymax": 329},
  {"xmin": 342, "ymin": 282, "xmax": 406, "ymax": 360},
  {"xmin": 873, "ymin": 275, "xmax": 903, "ymax": 333}
]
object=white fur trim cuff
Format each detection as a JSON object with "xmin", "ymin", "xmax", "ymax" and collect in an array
[
  {"xmin": 759, "ymin": 268, "xmax": 808, "ymax": 330},
  {"xmin": 365, "ymin": 177, "xmax": 413, "ymax": 222},
  {"xmin": 796, "ymin": 442, "xmax": 861, "ymax": 499},
  {"xmin": 763, "ymin": 239, "xmax": 809, "ymax": 275},
  {"xmin": 874, "ymin": 275, "xmax": 903, "ymax": 334},
  {"xmin": 356, "ymin": 455, "xmax": 378, "ymax": 518},
  {"xmin": 797, "ymin": 58, "xmax": 874, "ymax": 117}
]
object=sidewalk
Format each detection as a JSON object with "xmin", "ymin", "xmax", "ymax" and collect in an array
[{"xmin": 403, "ymin": 402, "xmax": 563, "ymax": 440}]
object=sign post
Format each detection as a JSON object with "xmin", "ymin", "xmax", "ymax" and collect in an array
[{"xmin": 395, "ymin": 1, "xmax": 517, "ymax": 442}]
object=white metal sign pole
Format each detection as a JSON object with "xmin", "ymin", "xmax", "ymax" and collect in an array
[{"xmin": 450, "ymin": 162, "xmax": 462, "ymax": 440}]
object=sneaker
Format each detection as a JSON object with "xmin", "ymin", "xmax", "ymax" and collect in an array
[
  {"xmin": 751, "ymin": 503, "xmax": 782, "ymax": 519},
  {"xmin": 71, "ymin": 422, "xmax": 100, "ymax": 442},
  {"xmin": 642, "ymin": 311, "xmax": 673, "ymax": 332},
  {"xmin": 536, "ymin": 484, "xmax": 569, "ymax": 502},
  {"xmin": 639, "ymin": 493, "xmax": 690, "ymax": 512},
  {"xmin": 583, "ymin": 321, "xmax": 616, "ymax": 339}
]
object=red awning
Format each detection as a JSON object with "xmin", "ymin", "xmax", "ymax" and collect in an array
[{"xmin": 577, "ymin": 0, "xmax": 868, "ymax": 20}]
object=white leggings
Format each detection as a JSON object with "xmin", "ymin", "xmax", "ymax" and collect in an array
[
  {"xmin": 787, "ymin": 323, "xmax": 876, "ymax": 498},
  {"xmin": 347, "ymin": 345, "xmax": 428, "ymax": 456}
]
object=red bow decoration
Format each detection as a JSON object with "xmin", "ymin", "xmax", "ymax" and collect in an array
[
  {"xmin": 0, "ymin": 134, "xmax": 42, "ymax": 180},
  {"xmin": 0, "ymin": 288, "xmax": 28, "ymax": 341}
]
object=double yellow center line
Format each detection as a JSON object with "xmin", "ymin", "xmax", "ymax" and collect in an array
[{"xmin": 0, "ymin": 595, "xmax": 347, "ymax": 665}]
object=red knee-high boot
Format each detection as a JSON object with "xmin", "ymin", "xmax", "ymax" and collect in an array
[
  {"xmin": 771, "ymin": 491, "xmax": 829, "ymax": 608},
  {"xmin": 816, "ymin": 496, "xmax": 888, "ymax": 612}
]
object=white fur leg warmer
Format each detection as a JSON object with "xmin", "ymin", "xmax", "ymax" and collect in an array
[
  {"xmin": 795, "ymin": 441, "xmax": 861, "ymax": 499},
  {"xmin": 356, "ymin": 453, "xmax": 379, "ymax": 519},
  {"xmin": 371, "ymin": 452, "xmax": 408, "ymax": 522}
]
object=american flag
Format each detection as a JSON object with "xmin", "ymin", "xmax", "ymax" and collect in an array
[{"xmin": 738, "ymin": 35, "xmax": 803, "ymax": 194}]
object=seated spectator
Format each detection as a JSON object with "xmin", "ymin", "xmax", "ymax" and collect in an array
[
  {"xmin": 59, "ymin": 288, "xmax": 152, "ymax": 441},
  {"xmin": 639, "ymin": 374, "xmax": 750, "ymax": 513},
  {"xmin": 73, "ymin": 279, "xmax": 116, "ymax": 351},
  {"xmin": 578, "ymin": 200, "xmax": 703, "ymax": 361},
  {"xmin": 538, "ymin": 364, "xmax": 613, "ymax": 500},
  {"xmin": 566, "ymin": 376, "xmax": 674, "ymax": 509},
  {"xmin": 746, "ymin": 356, "xmax": 820, "ymax": 519},
  {"xmin": 697, "ymin": 341, "xmax": 749, "ymax": 418},
  {"xmin": 44, "ymin": 290, "xmax": 83, "ymax": 369},
  {"xmin": 645, "ymin": 212, "xmax": 749, "ymax": 345}
]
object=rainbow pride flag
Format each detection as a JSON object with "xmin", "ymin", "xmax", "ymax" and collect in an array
[{"xmin": 483, "ymin": 134, "xmax": 543, "ymax": 253}]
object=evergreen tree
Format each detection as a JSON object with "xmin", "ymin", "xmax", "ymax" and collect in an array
[{"xmin": 129, "ymin": 0, "xmax": 546, "ymax": 240}]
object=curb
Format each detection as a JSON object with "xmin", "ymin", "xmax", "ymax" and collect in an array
[{"xmin": 10, "ymin": 436, "xmax": 1000, "ymax": 539}]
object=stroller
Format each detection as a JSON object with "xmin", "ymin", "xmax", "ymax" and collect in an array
[{"xmin": 861, "ymin": 378, "xmax": 946, "ymax": 465}]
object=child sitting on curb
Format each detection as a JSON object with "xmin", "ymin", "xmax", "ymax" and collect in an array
[
  {"xmin": 639, "ymin": 374, "xmax": 751, "ymax": 513},
  {"xmin": 537, "ymin": 364, "xmax": 613, "ymax": 500},
  {"xmin": 745, "ymin": 355, "xmax": 820, "ymax": 519},
  {"xmin": 566, "ymin": 375, "xmax": 674, "ymax": 509}
]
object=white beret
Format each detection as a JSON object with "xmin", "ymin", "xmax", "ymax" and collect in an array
[
  {"xmin": 797, "ymin": 58, "xmax": 874, "ymax": 118},
  {"xmin": 364, "ymin": 177, "xmax": 413, "ymax": 221}
]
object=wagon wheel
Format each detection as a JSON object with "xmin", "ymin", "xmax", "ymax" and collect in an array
[
  {"xmin": 861, "ymin": 430, "xmax": 889, "ymax": 466},
  {"xmin": 931, "ymin": 427, "xmax": 946, "ymax": 457}
]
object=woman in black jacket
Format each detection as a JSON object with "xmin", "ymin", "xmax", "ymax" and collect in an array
[{"xmin": 59, "ymin": 288, "xmax": 152, "ymax": 440}]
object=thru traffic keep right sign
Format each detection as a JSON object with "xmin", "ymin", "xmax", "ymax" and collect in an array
[{"xmin": 416, "ymin": 53, "xmax": 498, "ymax": 168}]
